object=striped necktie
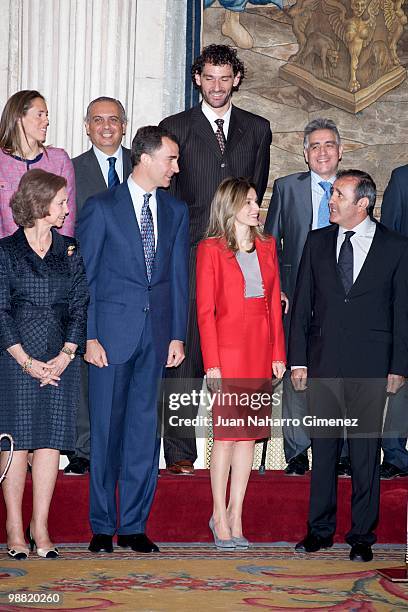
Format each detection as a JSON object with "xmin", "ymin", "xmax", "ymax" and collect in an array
[
  {"xmin": 107, "ymin": 157, "xmax": 120, "ymax": 188},
  {"xmin": 141, "ymin": 193, "xmax": 155, "ymax": 281}
]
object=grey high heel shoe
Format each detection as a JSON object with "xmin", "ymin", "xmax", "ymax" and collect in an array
[
  {"xmin": 209, "ymin": 517, "xmax": 235, "ymax": 550},
  {"xmin": 232, "ymin": 535, "xmax": 250, "ymax": 549}
]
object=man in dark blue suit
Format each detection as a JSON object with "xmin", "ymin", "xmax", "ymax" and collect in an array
[{"xmin": 77, "ymin": 126, "xmax": 189, "ymax": 553}]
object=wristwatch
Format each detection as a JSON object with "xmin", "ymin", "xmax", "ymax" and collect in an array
[{"xmin": 60, "ymin": 347, "xmax": 75, "ymax": 360}]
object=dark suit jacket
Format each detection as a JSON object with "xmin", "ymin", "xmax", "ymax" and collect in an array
[
  {"xmin": 288, "ymin": 222, "xmax": 408, "ymax": 378},
  {"xmin": 159, "ymin": 104, "xmax": 271, "ymax": 247},
  {"xmin": 72, "ymin": 146, "xmax": 132, "ymax": 213},
  {"xmin": 77, "ymin": 182, "xmax": 189, "ymax": 365},
  {"xmin": 380, "ymin": 164, "xmax": 408, "ymax": 236},
  {"xmin": 264, "ymin": 171, "xmax": 312, "ymax": 340}
]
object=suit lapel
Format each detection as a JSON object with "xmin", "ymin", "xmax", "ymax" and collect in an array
[
  {"xmin": 298, "ymin": 172, "xmax": 313, "ymax": 230},
  {"xmin": 154, "ymin": 190, "xmax": 173, "ymax": 279},
  {"xmin": 191, "ymin": 105, "xmax": 223, "ymax": 160},
  {"xmin": 225, "ymin": 107, "xmax": 246, "ymax": 154},
  {"xmin": 348, "ymin": 222, "xmax": 382, "ymax": 296},
  {"xmin": 84, "ymin": 149, "xmax": 107, "ymax": 190},
  {"xmin": 112, "ymin": 183, "xmax": 146, "ymax": 275}
]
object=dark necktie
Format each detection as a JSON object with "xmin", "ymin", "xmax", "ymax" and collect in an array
[
  {"xmin": 107, "ymin": 157, "xmax": 120, "ymax": 188},
  {"xmin": 141, "ymin": 193, "xmax": 155, "ymax": 281},
  {"xmin": 215, "ymin": 118, "xmax": 226, "ymax": 154},
  {"xmin": 337, "ymin": 230, "xmax": 355, "ymax": 294},
  {"xmin": 317, "ymin": 181, "xmax": 331, "ymax": 228}
]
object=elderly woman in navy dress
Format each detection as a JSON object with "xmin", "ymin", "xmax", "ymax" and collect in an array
[{"xmin": 0, "ymin": 169, "xmax": 88, "ymax": 559}]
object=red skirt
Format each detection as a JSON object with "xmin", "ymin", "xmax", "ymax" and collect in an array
[{"xmin": 212, "ymin": 297, "xmax": 274, "ymax": 441}]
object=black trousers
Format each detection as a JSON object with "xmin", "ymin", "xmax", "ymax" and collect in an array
[
  {"xmin": 307, "ymin": 378, "xmax": 386, "ymax": 545},
  {"xmin": 163, "ymin": 248, "xmax": 204, "ymax": 465}
]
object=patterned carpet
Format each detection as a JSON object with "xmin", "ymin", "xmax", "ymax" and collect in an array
[{"xmin": 0, "ymin": 545, "xmax": 407, "ymax": 611}]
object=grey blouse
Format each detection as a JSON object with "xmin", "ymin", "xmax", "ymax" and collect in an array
[{"xmin": 236, "ymin": 249, "xmax": 264, "ymax": 298}]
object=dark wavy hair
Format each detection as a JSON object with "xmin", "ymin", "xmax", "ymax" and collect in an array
[
  {"xmin": 191, "ymin": 44, "xmax": 245, "ymax": 90},
  {"xmin": 10, "ymin": 169, "xmax": 67, "ymax": 227}
]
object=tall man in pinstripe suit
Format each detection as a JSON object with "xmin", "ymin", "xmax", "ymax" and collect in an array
[{"xmin": 159, "ymin": 44, "xmax": 272, "ymax": 474}]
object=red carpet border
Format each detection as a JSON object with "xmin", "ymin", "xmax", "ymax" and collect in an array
[{"xmin": 0, "ymin": 470, "xmax": 406, "ymax": 543}]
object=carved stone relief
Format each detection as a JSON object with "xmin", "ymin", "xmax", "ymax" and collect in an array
[{"xmin": 280, "ymin": 0, "xmax": 407, "ymax": 112}]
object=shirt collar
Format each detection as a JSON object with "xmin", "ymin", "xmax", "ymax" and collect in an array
[
  {"xmin": 201, "ymin": 100, "xmax": 232, "ymax": 126},
  {"xmin": 92, "ymin": 144, "xmax": 123, "ymax": 164},
  {"xmin": 339, "ymin": 215, "xmax": 376, "ymax": 238},
  {"xmin": 311, "ymin": 170, "xmax": 336, "ymax": 189},
  {"xmin": 127, "ymin": 176, "xmax": 157, "ymax": 200}
]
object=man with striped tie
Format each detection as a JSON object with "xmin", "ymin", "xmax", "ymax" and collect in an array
[
  {"xmin": 78, "ymin": 126, "xmax": 189, "ymax": 554},
  {"xmin": 265, "ymin": 118, "xmax": 350, "ymax": 477},
  {"xmin": 159, "ymin": 44, "xmax": 272, "ymax": 475}
]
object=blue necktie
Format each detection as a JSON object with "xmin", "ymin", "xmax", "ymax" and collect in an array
[
  {"xmin": 317, "ymin": 181, "xmax": 332, "ymax": 228},
  {"xmin": 141, "ymin": 193, "xmax": 155, "ymax": 281},
  {"xmin": 107, "ymin": 157, "xmax": 120, "ymax": 188},
  {"xmin": 338, "ymin": 231, "xmax": 355, "ymax": 294}
]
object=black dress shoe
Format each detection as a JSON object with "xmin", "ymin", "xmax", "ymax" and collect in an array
[
  {"xmin": 380, "ymin": 461, "xmax": 408, "ymax": 479},
  {"xmin": 117, "ymin": 533, "xmax": 160, "ymax": 553},
  {"xmin": 336, "ymin": 458, "xmax": 351, "ymax": 478},
  {"xmin": 64, "ymin": 456, "xmax": 90, "ymax": 475},
  {"xmin": 350, "ymin": 543, "xmax": 373, "ymax": 562},
  {"xmin": 285, "ymin": 453, "xmax": 309, "ymax": 476},
  {"xmin": 295, "ymin": 533, "xmax": 333, "ymax": 553},
  {"xmin": 88, "ymin": 534, "xmax": 113, "ymax": 553}
]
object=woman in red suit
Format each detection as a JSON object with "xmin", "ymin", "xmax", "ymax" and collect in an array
[{"xmin": 196, "ymin": 177, "xmax": 286, "ymax": 550}]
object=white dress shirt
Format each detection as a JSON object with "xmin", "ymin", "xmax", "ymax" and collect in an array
[
  {"xmin": 127, "ymin": 176, "xmax": 158, "ymax": 248},
  {"xmin": 93, "ymin": 145, "xmax": 124, "ymax": 186},
  {"xmin": 201, "ymin": 100, "xmax": 232, "ymax": 139},
  {"xmin": 310, "ymin": 170, "xmax": 336, "ymax": 230},
  {"xmin": 292, "ymin": 215, "xmax": 376, "ymax": 370},
  {"xmin": 336, "ymin": 215, "xmax": 376, "ymax": 281}
]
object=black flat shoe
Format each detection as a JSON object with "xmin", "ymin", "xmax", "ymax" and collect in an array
[
  {"xmin": 285, "ymin": 454, "xmax": 309, "ymax": 476},
  {"xmin": 64, "ymin": 456, "xmax": 90, "ymax": 475},
  {"xmin": 117, "ymin": 533, "xmax": 159, "ymax": 553},
  {"xmin": 350, "ymin": 543, "xmax": 373, "ymax": 562},
  {"xmin": 88, "ymin": 533, "xmax": 113, "ymax": 553},
  {"xmin": 336, "ymin": 458, "xmax": 351, "ymax": 478},
  {"xmin": 295, "ymin": 533, "xmax": 333, "ymax": 553}
]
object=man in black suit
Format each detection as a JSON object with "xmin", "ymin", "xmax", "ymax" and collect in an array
[
  {"xmin": 378, "ymin": 165, "xmax": 408, "ymax": 479},
  {"xmin": 290, "ymin": 170, "xmax": 408, "ymax": 562},
  {"xmin": 159, "ymin": 44, "xmax": 272, "ymax": 474},
  {"xmin": 64, "ymin": 97, "xmax": 132, "ymax": 475},
  {"xmin": 265, "ymin": 118, "xmax": 350, "ymax": 477}
]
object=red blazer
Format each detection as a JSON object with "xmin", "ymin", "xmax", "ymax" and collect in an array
[{"xmin": 196, "ymin": 236, "xmax": 286, "ymax": 371}]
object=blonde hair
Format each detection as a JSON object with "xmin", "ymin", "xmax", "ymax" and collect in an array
[{"xmin": 205, "ymin": 177, "xmax": 265, "ymax": 252}]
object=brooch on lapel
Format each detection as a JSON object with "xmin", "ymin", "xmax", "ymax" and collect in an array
[{"xmin": 67, "ymin": 245, "xmax": 76, "ymax": 257}]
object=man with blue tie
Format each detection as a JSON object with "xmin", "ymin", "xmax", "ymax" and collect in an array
[
  {"xmin": 265, "ymin": 118, "xmax": 350, "ymax": 476},
  {"xmin": 77, "ymin": 126, "xmax": 189, "ymax": 554},
  {"xmin": 65, "ymin": 97, "xmax": 133, "ymax": 476}
]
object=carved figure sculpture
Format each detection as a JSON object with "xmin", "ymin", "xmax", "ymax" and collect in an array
[
  {"xmin": 300, "ymin": 33, "xmax": 340, "ymax": 79},
  {"xmin": 383, "ymin": 0, "xmax": 407, "ymax": 65},
  {"xmin": 323, "ymin": 0, "xmax": 381, "ymax": 92},
  {"xmin": 289, "ymin": 0, "xmax": 320, "ymax": 60}
]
